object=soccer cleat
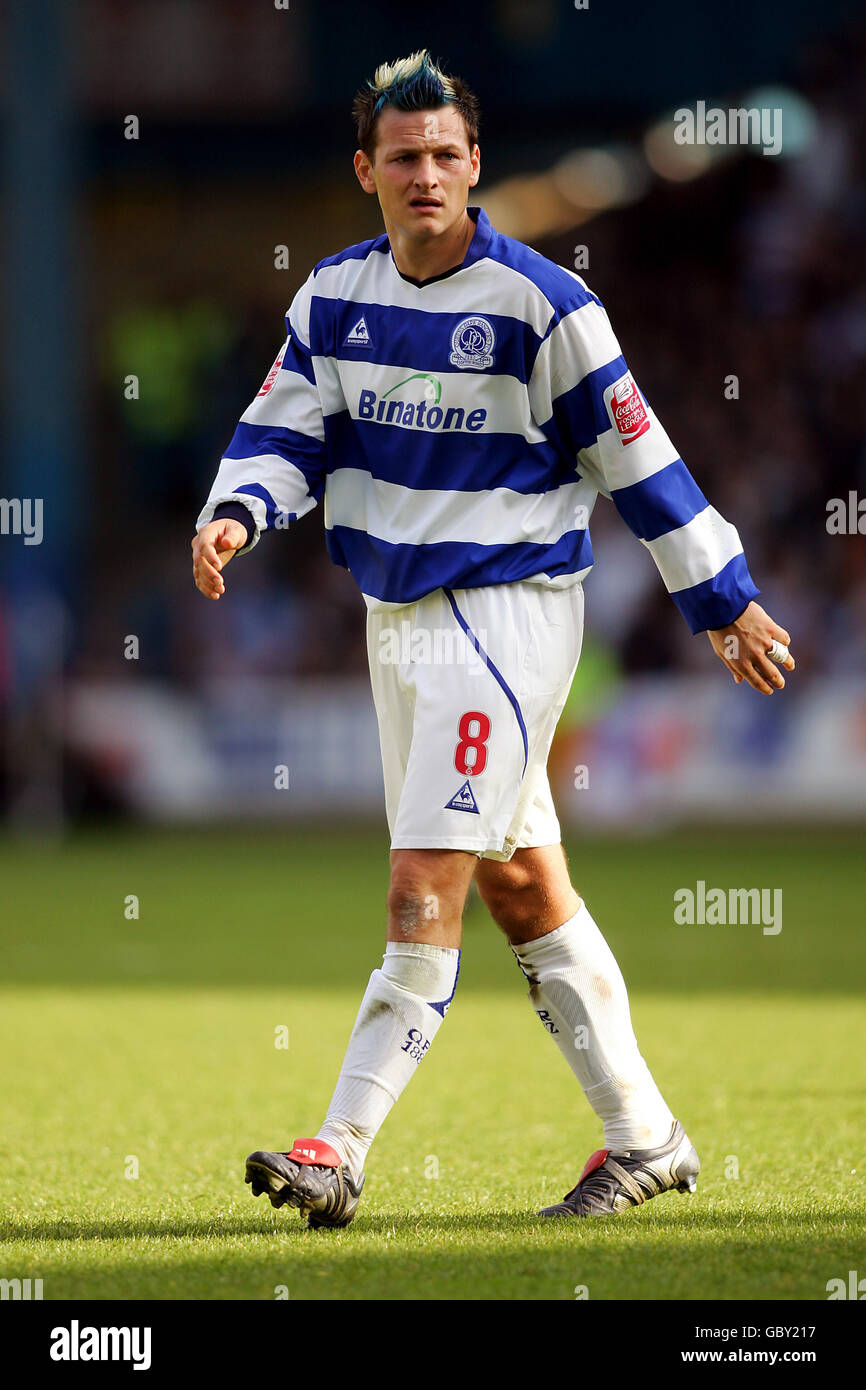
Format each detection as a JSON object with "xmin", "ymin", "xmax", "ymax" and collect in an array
[
  {"xmin": 245, "ymin": 1137, "xmax": 365, "ymax": 1229},
  {"xmin": 539, "ymin": 1119, "xmax": 699, "ymax": 1218}
]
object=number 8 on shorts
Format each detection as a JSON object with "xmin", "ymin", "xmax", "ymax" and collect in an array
[{"xmin": 455, "ymin": 711, "xmax": 491, "ymax": 776}]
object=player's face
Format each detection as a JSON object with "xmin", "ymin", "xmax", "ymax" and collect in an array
[{"xmin": 355, "ymin": 105, "xmax": 480, "ymax": 242}]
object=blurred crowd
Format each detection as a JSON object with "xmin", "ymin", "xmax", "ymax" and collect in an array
[{"xmin": 74, "ymin": 27, "xmax": 866, "ymax": 692}]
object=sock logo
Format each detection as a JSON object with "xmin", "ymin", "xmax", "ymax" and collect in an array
[
  {"xmin": 535, "ymin": 1008, "xmax": 560, "ymax": 1035},
  {"xmin": 400, "ymin": 1028, "xmax": 431, "ymax": 1064}
]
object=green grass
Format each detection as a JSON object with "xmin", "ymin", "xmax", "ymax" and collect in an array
[{"xmin": 0, "ymin": 827, "xmax": 864, "ymax": 1300}]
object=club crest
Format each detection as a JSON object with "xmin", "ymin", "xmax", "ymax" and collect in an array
[{"xmin": 449, "ymin": 316, "xmax": 495, "ymax": 370}]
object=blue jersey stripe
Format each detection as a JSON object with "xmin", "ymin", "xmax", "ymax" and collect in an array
[
  {"xmin": 310, "ymin": 300, "xmax": 545, "ymax": 384},
  {"xmin": 313, "ymin": 236, "xmax": 389, "ymax": 273},
  {"xmin": 671, "ymin": 552, "xmax": 760, "ymax": 634},
  {"xmin": 486, "ymin": 220, "xmax": 601, "ymax": 313},
  {"xmin": 444, "ymin": 589, "xmax": 529, "ymax": 776},
  {"xmin": 326, "ymin": 527, "xmax": 593, "ymax": 604},
  {"xmin": 546, "ymin": 354, "xmax": 627, "ymax": 453},
  {"xmin": 612, "ymin": 458, "xmax": 708, "ymax": 542},
  {"xmin": 233, "ymin": 482, "xmax": 280, "ymax": 527},
  {"xmin": 223, "ymin": 422, "xmax": 326, "ymax": 497},
  {"xmin": 279, "ymin": 332, "xmax": 317, "ymax": 385},
  {"xmin": 323, "ymin": 413, "xmax": 577, "ymax": 496},
  {"xmin": 542, "ymin": 291, "xmax": 605, "ymax": 335}
]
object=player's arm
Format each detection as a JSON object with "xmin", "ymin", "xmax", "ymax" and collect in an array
[
  {"xmin": 192, "ymin": 278, "xmax": 327, "ymax": 601},
  {"xmin": 536, "ymin": 287, "xmax": 794, "ymax": 694}
]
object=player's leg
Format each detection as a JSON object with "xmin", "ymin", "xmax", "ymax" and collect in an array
[
  {"xmin": 247, "ymin": 598, "xmax": 483, "ymax": 1228},
  {"xmin": 476, "ymin": 843, "xmax": 675, "ymax": 1149},
  {"xmin": 245, "ymin": 846, "xmax": 475, "ymax": 1228},
  {"xmin": 282, "ymin": 583, "xmax": 548, "ymax": 1221},
  {"xmin": 475, "ymin": 841, "xmax": 699, "ymax": 1215},
  {"xmin": 313, "ymin": 846, "xmax": 475, "ymax": 1175}
]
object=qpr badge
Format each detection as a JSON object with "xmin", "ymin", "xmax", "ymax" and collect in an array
[{"xmin": 449, "ymin": 316, "xmax": 495, "ymax": 370}]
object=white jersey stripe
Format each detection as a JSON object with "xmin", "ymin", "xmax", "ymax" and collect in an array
[
  {"xmin": 644, "ymin": 506, "xmax": 745, "ymax": 593},
  {"xmin": 325, "ymin": 468, "xmax": 589, "ymax": 550}
]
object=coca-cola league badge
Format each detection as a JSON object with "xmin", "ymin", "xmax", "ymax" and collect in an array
[
  {"xmin": 256, "ymin": 342, "xmax": 288, "ymax": 397},
  {"xmin": 604, "ymin": 372, "xmax": 651, "ymax": 445}
]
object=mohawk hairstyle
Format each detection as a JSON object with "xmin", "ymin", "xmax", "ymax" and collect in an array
[{"xmin": 353, "ymin": 48, "xmax": 480, "ymax": 157}]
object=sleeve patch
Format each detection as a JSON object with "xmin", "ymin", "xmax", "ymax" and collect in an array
[
  {"xmin": 256, "ymin": 342, "xmax": 288, "ymax": 398},
  {"xmin": 603, "ymin": 372, "xmax": 650, "ymax": 445}
]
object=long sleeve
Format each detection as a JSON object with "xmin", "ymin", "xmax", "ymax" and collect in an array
[
  {"xmin": 531, "ymin": 285, "xmax": 759, "ymax": 633},
  {"xmin": 196, "ymin": 276, "xmax": 328, "ymax": 554}
]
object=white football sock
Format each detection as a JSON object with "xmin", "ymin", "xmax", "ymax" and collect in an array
[
  {"xmin": 511, "ymin": 902, "xmax": 675, "ymax": 1152},
  {"xmin": 316, "ymin": 941, "xmax": 460, "ymax": 1182}
]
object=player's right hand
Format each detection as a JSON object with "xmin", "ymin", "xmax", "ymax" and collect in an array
[
  {"xmin": 191, "ymin": 518, "xmax": 248, "ymax": 600},
  {"xmin": 707, "ymin": 600, "xmax": 795, "ymax": 695}
]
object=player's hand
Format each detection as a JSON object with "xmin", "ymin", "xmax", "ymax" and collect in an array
[
  {"xmin": 191, "ymin": 518, "xmax": 248, "ymax": 601},
  {"xmin": 707, "ymin": 600, "xmax": 795, "ymax": 694}
]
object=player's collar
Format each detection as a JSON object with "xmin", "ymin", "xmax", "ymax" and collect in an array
[{"xmin": 389, "ymin": 206, "xmax": 493, "ymax": 288}]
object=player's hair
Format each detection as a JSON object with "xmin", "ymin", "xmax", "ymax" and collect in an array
[{"xmin": 353, "ymin": 48, "xmax": 480, "ymax": 158}]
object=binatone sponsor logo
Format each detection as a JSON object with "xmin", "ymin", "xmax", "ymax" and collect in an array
[{"xmin": 358, "ymin": 373, "xmax": 487, "ymax": 432}]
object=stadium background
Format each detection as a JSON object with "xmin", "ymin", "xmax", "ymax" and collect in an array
[
  {"xmin": 1, "ymin": 0, "xmax": 864, "ymax": 1304},
  {"xmin": 3, "ymin": 0, "xmax": 866, "ymax": 827}
]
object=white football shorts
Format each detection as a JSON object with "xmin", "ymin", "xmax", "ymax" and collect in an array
[{"xmin": 366, "ymin": 579, "xmax": 584, "ymax": 860}]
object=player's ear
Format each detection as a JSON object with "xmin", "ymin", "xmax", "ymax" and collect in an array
[
  {"xmin": 468, "ymin": 143, "xmax": 480, "ymax": 188},
  {"xmin": 354, "ymin": 148, "xmax": 377, "ymax": 194}
]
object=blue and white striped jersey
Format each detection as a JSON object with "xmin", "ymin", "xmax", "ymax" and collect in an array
[{"xmin": 197, "ymin": 206, "xmax": 758, "ymax": 633}]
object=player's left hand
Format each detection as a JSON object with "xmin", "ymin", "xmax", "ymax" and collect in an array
[{"xmin": 707, "ymin": 600, "xmax": 795, "ymax": 695}]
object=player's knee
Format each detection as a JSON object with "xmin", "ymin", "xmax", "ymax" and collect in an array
[
  {"xmin": 477, "ymin": 861, "xmax": 542, "ymax": 934},
  {"xmin": 388, "ymin": 850, "xmax": 473, "ymax": 936},
  {"xmin": 387, "ymin": 880, "xmax": 433, "ymax": 937}
]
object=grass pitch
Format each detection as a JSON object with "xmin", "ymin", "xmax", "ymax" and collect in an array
[{"xmin": 0, "ymin": 826, "xmax": 863, "ymax": 1301}]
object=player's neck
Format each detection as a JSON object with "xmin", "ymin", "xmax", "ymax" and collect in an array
[{"xmin": 387, "ymin": 209, "xmax": 476, "ymax": 285}]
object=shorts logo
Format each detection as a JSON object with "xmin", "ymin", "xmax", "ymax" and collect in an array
[
  {"xmin": 445, "ymin": 780, "xmax": 479, "ymax": 814},
  {"xmin": 256, "ymin": 343, "xmax": 287, "ymax": 396},
  {"xmin": 344, "ymin": 314, "xmax": 373, "ymax": 348},
  {"xmin": 605, "ymin": 372, "xmax": 650, "ymax": 445},
  {"xmin": 449, "ymin": 316, "xmax": 495, "ymax": 370}
]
